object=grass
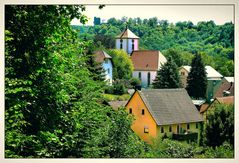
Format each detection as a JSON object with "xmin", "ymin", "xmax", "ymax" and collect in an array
[{"xmin": 103, "ymin": 93, "xmax": 131, "ymax": 101}]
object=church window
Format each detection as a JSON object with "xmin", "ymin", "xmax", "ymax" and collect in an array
[{"xmin": 147, "ymin": 72, "xmax": 151, "ymax": 86}]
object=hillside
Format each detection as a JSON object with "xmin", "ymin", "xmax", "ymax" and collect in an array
[{"xmin": 72, "ymin": 17, "xmax": 234, "ymax": 76}]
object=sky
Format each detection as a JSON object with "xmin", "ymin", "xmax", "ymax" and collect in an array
[{"xmin": 71, "ymin": 5, "xmax": 234, "ymax": 26}]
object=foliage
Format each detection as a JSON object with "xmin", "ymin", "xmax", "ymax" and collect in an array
[
  {"xmin": 129, "ymin": 77, "xmax": 141, "ymax": 88},
  {"xmin": 5, "ymin": 5, "xmax": 143, "ymax": 158},
  {"xmin": 107, "ymin": 49, "xmax": 133, "ymax": 80},
  {"xmin": 197, "ymin": 142, "xmax": 234, "ymax": 158},
  {"xmin": 153, "ymin": 56, "xmax": 181, "ymax": 88},
  {"xmin": 84, "ymin": 42, "xmax": 106, "ymax": 83},
  {"xmin": 148, "ymin": 138, "xmax": 195, "ymax": 158},
  {"xmin": 186, "ymin": 53, "xmax": 207, "ymax": 99},
  {"xmin": 103, "ymin": 94, "xmax": 131, "ymax": 102},
  {"xmin": 204, "ymin": 104, "xmax": 234, "ymax": 148},
  {"xmin": 105, "ymin": 107, "xmax": 146, "ymax": 158},
  {"xmin": 145, "ymin": 137, "xmax": 233, "ymax": 158}
]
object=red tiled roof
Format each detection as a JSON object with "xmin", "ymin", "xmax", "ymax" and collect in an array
[
  {"xmin": 215, "ymin": 96, "xmax": 234, "ymax": 105},
  {"xmin": 94, "ymin": 50, "xmax": 111, "ymax": 63},
  {"xmin": 131, "ymin": 50, "xmax": 167, "ymax": 71},
  {"xmin": 214, "ymin": 79, "xmax": 234, "ymax": 97},
  {"xmin": 199, "ymin": 103, "xmax": 210, "ymax": 113}
]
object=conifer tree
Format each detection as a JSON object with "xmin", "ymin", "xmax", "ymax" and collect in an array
[
  {"xmin": 186, "ymin": 53, "xmax": 207, "ymax": 99},
  {"xmin": 153, "ymin": 56, "xmax": 181, "ymax": 88},
  {"xmin": 84, "ymin": 41, "xmax": 106, "ymax": 82}
]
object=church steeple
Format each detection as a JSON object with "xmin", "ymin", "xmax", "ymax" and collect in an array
[{"xmin": 115, "ymin": 26, "xmax": 139, "ymax": 55}]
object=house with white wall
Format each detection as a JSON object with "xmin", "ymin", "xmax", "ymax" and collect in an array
[
  {"xmin": 94, "ymin": 50, "xmax": 113, "ymax": 85},
  {"xmin": 131, "ymin": 50, "xmax": 167, "ymax": 88}
]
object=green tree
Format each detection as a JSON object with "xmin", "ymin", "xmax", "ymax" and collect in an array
[
  {"xmin": 186, "ymin": 53, "xmax": 207, "ymax": 99},
  {"xmin": 107, "ymin": 49, "xmax": 133, "ymax": 80},
  {"xmin": 204, "ymin": 104, "xmax": 234, "ymax": 148},
  {"xmin": 153, "ymin": 56, "xmax": 181, "ymax": 88}
]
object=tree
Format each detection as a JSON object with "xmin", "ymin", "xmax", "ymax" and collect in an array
[
  {"xmin": 204, "ymin": 104, "xmax": 234, "ymax": 148},
  {"xmin": 186, "ymin": 53, "xmax": 207, "ymax": 99},
  {"xmin": 84, "ymin": 41, "xmax": 106, "ymax": 83},
  {"xmin": 153, "ymin": 56, "xmax": 181, "ymax": 88},
  {"xmin": 107, "ymin": 49, "xmax": 133, "ymax": 80}
]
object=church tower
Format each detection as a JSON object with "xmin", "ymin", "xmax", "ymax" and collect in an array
[{"xmin": 115, "ymin": 26, "xmax": 139, "ymax": 55}]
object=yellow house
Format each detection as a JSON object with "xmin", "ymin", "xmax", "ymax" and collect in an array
[{"xmin": 125, "ymin": 88, "xmax": 203, "ymax": 143}]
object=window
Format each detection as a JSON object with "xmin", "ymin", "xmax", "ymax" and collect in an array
[
  {"xmin": 142, "ymin": 109, "xmax": 145, "ymax": 115},
  {"xmin": 107, "ymin": 68, "xmax": 110, "ymax": 74},
  {"xmin": 196, "ymin": 123, "xmax": 198, "ymax": 129},
  {"xmin": 144, "ymin": 126, "xmax": 149, "ymax": 133},
  {"xmin": 169, "ymin": 126, "xmax": 172, "ymax": 132},
  {"xmin": 138, "ymin": 72, "xmax": 141, "ymax": 80},
  {"xmin": 187, "ymin": 124, "xmax": 190, "ymax": 130},
  {"xmin": 161, "ymin": 127, "xmax": 164, "ymax": 133},
  {"xmin": 129, "ymin": 108, "xmax": 132, "ymax": 114},
  {"xmin": 147, "ymin": 72, "xmax": 151, "ymax": 86},
  {"xmin": 181, "ymin": 72, "xmax": 185, "ymax": 76},
  {"xmin": 132, "ymin": 39, "xmax": 134, "ymax": 50},
  {"xmin": 120, "ymin": 39, "xmax": 123, "ymax": 49}
]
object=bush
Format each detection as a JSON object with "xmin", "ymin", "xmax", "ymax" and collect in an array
[
  {"xmin": 105, "ymin": 86, "xmax": 114, "ymax": 94},
  {"xmin": 113, "ymin": 83, "xmax": 126, "ymax": 95},
  {"xmin": 129, "ymin": 78, "xmax": 141, "ymax": 88},
  {"xmin": 197, "ymin": 142, "xmax": 234, "ymax": 158}
]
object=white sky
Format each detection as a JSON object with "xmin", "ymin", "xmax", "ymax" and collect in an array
[{"xmin": 71, "ymin": 5, "xmax": 234, "ymax": 26}]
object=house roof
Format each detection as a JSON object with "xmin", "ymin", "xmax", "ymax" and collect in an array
[
  {"xmin": 200, "ymin": 96, "xmax": 234, "ymax": 113},
  {"xmin": 215, "ymin": 96, "xmax": 234, "ymax": 105},
  {"xmin": 94, "ymin": 50, "xmax": 112, "ymax": 63},
  {"xmin": 224, "ymin": 77, "xmax": 234, "ymax": 83},
  {"xmin": 108, "ymin": 101, "xmax": 128, "ymax": 110},
  {"xmin": 181, "ymin": 65, "xmax": 223, "ymax": 78},
  {"xmin": 131, "ymin": 50, "xmax": 167, "ymax": 71},
  {"xmin": 116, "ymin": 28, "xmax": 139, "ymax": 39},
  {"xmin": 214, "ymin": 78, "xmax": 234, "ymax": 97},
  {"xmin": 137, "ymin": 89, "xmax": 203, "ymax": 125},
  {"xmin": 199, "ymin": 103, "xmax": 210, "ymax": 113}
]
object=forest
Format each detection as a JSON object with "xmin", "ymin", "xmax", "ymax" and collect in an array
[
  {"xmin": 72, "ymin": 17, "xmax": 234, "ymax": 77},
  {"xmin": 5, "ymin": 5, "xmax": 234, "ymax": 158}
]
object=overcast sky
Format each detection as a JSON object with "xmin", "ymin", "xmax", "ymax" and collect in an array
[{"xmin": 71, "ymin": 4, "xmax": 234, "ymax": 26}]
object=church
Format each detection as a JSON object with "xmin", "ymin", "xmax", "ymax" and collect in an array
[{"xmin": 115, "ymin": 27, "xmax": 167, "ymax": 88}]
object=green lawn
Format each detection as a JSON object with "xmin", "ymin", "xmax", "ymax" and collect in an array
[{"xmin": 103, "ymin": 93, "xmax": 131, "ymax": 101}]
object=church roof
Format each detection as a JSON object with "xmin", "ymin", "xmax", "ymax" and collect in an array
[
  {"xmin": 116, "ymin": 28, "xmax": 139, "ymax": 39},
  {"xmin": 131, "ymin": 50, "xmax": 167, "ymax": 71},
  {"xmin": 94, "ymin": 50, "xmax": 111, "ymax": 63}
]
